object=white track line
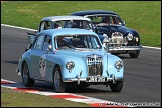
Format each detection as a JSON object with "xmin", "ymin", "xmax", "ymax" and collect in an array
[
  {"xmin": 1, "ymin": 24, "xmax": 161, "ymax": 50},
  {"xmin": 1, "ymin": 79, "xmax": 133, "ymax": 107}
]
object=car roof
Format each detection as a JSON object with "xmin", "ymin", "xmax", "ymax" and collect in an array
[
  {"xmin": 41, "ymin": 15, "xmax": 91, "ymax": 22},
  {"xmin": 71, "ymin": 10, "xmax": 118, "ymax": 16},
  {"xmin": 39, "ymin": 28, "xmax": 98, "ymax": 37}
]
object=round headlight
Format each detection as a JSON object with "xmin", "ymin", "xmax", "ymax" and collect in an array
[
  {"xmin": 127, "ymin": 33, "xmax": 133, "ymax": 41},
  {"xmin": 66, "ymin": 61, "xmax": 75, "ymax": 70},
  {"xmin": 115, "ymin": 60, "xmax": 123, "ymax": 70}
]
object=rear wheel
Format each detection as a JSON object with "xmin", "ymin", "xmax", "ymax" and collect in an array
[
  {"xmin": 129, "ymin": 50, "xmax": 140, "ymax": 58},
  {"xmin": 22, "ymin": 62, "xmax": 35, "ymax": 87},
  {"xmin": 53, "ymin": 67, "xmax": 67, "ymax": 93},
  {"xmin": 110, "ymin": 81, "xmax": 123, "ymax": 92}
]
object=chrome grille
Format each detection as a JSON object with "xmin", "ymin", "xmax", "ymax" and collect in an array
[
  {"xmin": 86, "ymin": 54, "xmax": 103, "ymax": 77},
  {"xmin": 110, "ymin": 32, "xmax": 123, "ymax": 47}
]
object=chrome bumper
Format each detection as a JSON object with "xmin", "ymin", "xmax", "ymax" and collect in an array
[
  {"xmin": 16, "ymin": 68, "xmax": 21, "ymax": 75},
  {"xmin": 16, "ymin": 58, "xmax": 22, "ymax": 76},
  {"xmin": 63, "ymin": 76, "xmax": 124, "ymax": 84},
  {"xmin": 109, "ymin": 45, "xmax": 142, "ymax": 51}
]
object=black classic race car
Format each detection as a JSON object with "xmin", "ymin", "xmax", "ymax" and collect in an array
[{"xmin": 71, "ymin": 10, "xmax": 142, "ymax": 58}]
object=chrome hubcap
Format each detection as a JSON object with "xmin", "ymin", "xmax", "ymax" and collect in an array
[
  {"xmin": 23, "ymin": 64, "xmax": 28, "ymax": 84},
  {"xmin": 54, "ymin": 71, "xmax": 60, "ymax": 91}
]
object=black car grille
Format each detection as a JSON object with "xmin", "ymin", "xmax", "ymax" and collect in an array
[{"xmin": 86, "ymin": 54, "xmax": 103, "ymax": 77}]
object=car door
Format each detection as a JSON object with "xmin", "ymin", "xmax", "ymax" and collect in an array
[
  {"xmin": 38, "ymin": 34, "xmax": 54, "ymax": 80},
  {"xmin": 35, "ymin": 35, "xmax": 52, "ymax": 80},
  {"xmin": 30, "ymin": 34, "xmax": 45, "ymax": 79}
]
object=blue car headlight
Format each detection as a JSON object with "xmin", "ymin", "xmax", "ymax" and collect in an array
[
  {"xmin": 66, "ymin": 61, "xmax": 75, "ymax": 71},
  {"xmin": 115, "ymin": 60, "xmax": 123, "ymax": 71}
]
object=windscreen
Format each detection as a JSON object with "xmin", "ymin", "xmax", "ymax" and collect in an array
[
  {"xmin": 55, "ymin": 35, "xmax": 102, "ymax": 49},
  {"xmin": 54, "ymin": 20, "xmax": 93, "ymax": 30}
]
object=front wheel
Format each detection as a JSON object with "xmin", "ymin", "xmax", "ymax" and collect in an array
[
  {"xmin": 53, "ymin": 67, "xmax": 67, "ymax": 93},
  {"xmin": 129, "ymin": 50, "xmax": 140, "ymax": 58},
  {"xmin": 110, "ymin": 81, "xmax": 123, "ymax": 92},
  {"xmin": 22, "ymin": 62, "xmax": 35, "ymax": 87}
]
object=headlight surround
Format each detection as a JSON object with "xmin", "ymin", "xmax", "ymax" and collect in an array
[
  {"xmin": 127, "ymin": 33, "xmax": 133, "ymax": 41},
  {"xmin": 115, "ymin": 60, "xmax": 123, "ymax": 70},
  {"xmin": 66, "ymin": 61, "xmax": 75, "ymax": 70}
]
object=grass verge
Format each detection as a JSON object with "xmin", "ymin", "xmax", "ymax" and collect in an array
[
  {"xmin": 1, "ymin": 1, "xmax": 161, "ymax": 47},
  {"xmin": 1, "ymin": 87, "xmax": 91, "ymax": 107}
]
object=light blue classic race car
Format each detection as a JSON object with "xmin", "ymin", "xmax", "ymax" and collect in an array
[{"xmin": 16, "ymin": 28, "xmax": 124, "ymax": 93}]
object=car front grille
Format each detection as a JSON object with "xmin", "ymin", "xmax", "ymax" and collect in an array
[
  {"xmin": 110, "ymin": 32, "xmax": 123, "ymax": 47},
  {"xmin": 86, "ymin": 54, "xmax": 103, "ymax": 77}
]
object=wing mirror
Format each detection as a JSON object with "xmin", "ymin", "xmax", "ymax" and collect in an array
[
  {"xmin": 48, "ymin": 45, "xmax": 52, "ymax": 51},
  {"xmin": 123, "ymin": 21, "xmax": 126, "ymax": 25},
  {"xmin": 102, "ymin": 37, "xmax": 110, "ymax": 52}
]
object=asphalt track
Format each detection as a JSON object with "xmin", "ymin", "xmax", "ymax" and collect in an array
[{"xmin": 1, "ymin": 25, "xmax": 161, "ymax": 106}]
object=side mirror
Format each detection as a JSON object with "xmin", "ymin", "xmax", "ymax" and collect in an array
[
  {"xmin": 103, "ymin": 43, "xmax": 110, "ymax": 53},
  {"xmin": 123, "ymin": 21, "xmax": 126, "ymax": 25},
  {"xmin": 102, "ymin": 37, "xmax": 110, "ymax": 52},
  {"xmin": 34, "ymin": 31, "xmax": 38, "ymax": 35},
  {"xmin": 48, "ymin": 45, "xmax": 52, "ymax": 51}
]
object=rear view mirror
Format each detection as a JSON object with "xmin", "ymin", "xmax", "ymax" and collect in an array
[{"xmin": 123, "ymin": 21, "xmax": 126, "ymax": 25}]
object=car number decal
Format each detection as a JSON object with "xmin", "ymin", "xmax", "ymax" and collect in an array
[{"xmin": 39, "ymin": 55, "xmax": 46, "ymax": 77}]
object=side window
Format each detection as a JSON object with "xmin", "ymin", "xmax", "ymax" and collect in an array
[
  {"xmin": 33, "ymin": 35, "xmax": 44, "ymax": 50},
  {"xmin": 90, "ymin": 16, "xmax": 102, "ymax": 23},
  {"xmin": 43, "ymin": 35, "xmax": 52, "ymax": 51},
  {"xmin": 112, "ymin": 16, "xmax": 121, "ymax": 25},
  {"xmin": 82, "ymin": 21, "xmax": 90, "ymax": 29},
  {"xmin": 109, "ymin": 16, "xmax": 113, "ymax": 24},
  {"xmin": 39, "ymin": 21, "xmax": 51, "ymax": 32},
  {"xmin": 39, "ymin": 21, "xmax": 45, "ymax": 32},
  {"xmin": 45, "ymin": 21, "xmax": 51, "ymax": 30}
]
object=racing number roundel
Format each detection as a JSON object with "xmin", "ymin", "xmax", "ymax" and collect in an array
[{"xmin": 39, "ymin": 55, "xmax": 46, "ymax": 77}]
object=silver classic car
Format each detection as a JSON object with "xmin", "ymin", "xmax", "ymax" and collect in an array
[
  {"xmin": 16, "ymin": 28, "xmax": 124, "ymax": 93},
  {"xmin": 38, "ymin": 15, "xmax": 94, "ymax": 32},
  {"xmin": 26, "ymin": 16, "xmax": 94, "ymax": 51}
]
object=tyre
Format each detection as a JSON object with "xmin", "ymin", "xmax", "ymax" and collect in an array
[
  {"xmin": 22, "ymin": 62, "xmax": 35, "ymax": 87},
  {"xmin": 129, "ymin": 50, "xmax": 140, "ymax": 58},
  {"xmin": 110, "ymin": 81, "xmax": 123, "ymax": 92},
  {"xmin": 53, "ymin": 67, "xmax": 67, "ymax": 93}
]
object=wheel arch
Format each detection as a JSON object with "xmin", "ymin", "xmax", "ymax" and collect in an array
[
  {"xmin": 52, "ymin": 64, "xmax": 62, "ymax": 81},
  {"xmin": 21, "ymin": 59, "xmax": 31, "ymax": 77}
]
